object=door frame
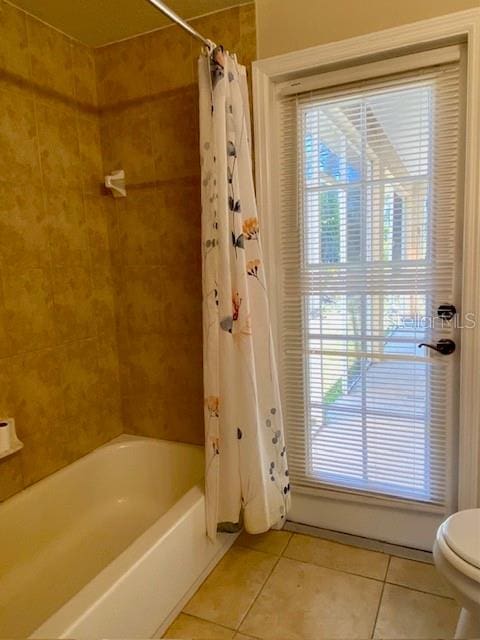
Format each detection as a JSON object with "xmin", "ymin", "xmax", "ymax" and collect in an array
[{"xmin": 253, "ymin": 9, "xmax": 480, "ymax": 536}]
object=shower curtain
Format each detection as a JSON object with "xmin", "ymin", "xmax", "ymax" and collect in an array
[{"xmin": 199, "ymin": 48, "xmax": 291, "ymax": 539}]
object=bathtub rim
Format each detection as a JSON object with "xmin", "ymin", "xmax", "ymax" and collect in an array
[{"xmin": 0, "ymin": 433, "xmax": 203, "ymax": 515}]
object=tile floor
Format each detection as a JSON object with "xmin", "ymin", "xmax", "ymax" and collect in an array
[{"xmin": 161, "ymin": 530, "xmax": 461, "ymax": 640}]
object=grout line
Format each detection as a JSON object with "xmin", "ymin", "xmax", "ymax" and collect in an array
[
  {"xmin": 280, "ymin": 531, "xmax": 294, "ymax": 556},
  {"xmin": 280, "ymin": 552, "xmax": 387, "ymax": 584},
  {"xmin": 235, "ymin": 553, "xmax": 282, "ymax": 633},
  {"xmin": 370, "ymin": 556, "xmax": 390, "ymax": 639},
  {"xmin": 174, "ymin": 545, "xmax": 279, "ymax": 636},
  {"xmin": 277, "ymin": 533, "xmax": 453, "ymax": 600},
  {"xmin": 174, "ymin": 538, "xmax": 456, "ymax": 639},
  {"xmin": 383, "ymin": 580, "xmax": 456, "ymax": 601},
  {"xmin": 233, "ymin": 533, "xmax": 293, "ymax": 558},
  {"xmin": 164, "ymin": 612, "xmax": 238, "ymax": 637},
  {"xmin": 285, "ymin": 521, "xmax": 434, "ymax": 563}
]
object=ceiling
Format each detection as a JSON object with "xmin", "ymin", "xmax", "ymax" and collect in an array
[{"xmin": 10, "ymin": 0, "xmax": 249, "ymax": 46}]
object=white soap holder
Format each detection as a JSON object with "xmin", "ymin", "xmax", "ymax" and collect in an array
[
  {"xmin": 0, "ymin": 418, "xmax": 23, "ymax": 460},
  {"xmin": 105, "ymin": 169, "xmax": 126, "ymax": 198}
]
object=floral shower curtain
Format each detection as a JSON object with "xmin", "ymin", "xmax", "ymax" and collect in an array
[{"xmin": 199, "ymin": 48, "xmax": 291, "ymax": 539}]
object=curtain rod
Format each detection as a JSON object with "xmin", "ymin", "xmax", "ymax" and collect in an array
[{"xmin": 145, "ymin": 0, "xmax": 215, "ymax": 49}]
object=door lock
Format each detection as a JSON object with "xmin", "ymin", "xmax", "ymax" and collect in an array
[{"xmin": 437, "ymin": 304, "xmax": 456, "ymax": 320}]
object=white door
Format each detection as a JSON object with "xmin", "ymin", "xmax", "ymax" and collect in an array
[{"xmin": 276, "ymin": 48, "xmax": 465, "ymax": 549}]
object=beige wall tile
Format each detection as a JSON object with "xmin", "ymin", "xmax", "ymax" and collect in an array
[
  {"xmin": 71, "ymin": 40, "xmax": 98, "ymax": 108},
  {"xmin": 159, "ymin": 177, "xmax": 201, "ymax": 270},
  {"xmin": 101, "ymin": 103, "xmax": 155, "ymax": 186},
  {"xmin": 46, "ymin": 188, "xmax": 89, "ymax": 266},
  {"xmin": 91, "ymin": 271, "xmax": 117, "ymax": 337},
  {"xmin": 95, "ymin": 38, "xmax": 148, "ymax": 107},
  {"xmin": 51, "ymin": 263, "xmax": 96, "ymax": 342},
  {"xmin": 163, "ymin": 613, "xmax": 235, "ymax": 639},
  {"xmin": 0, "ymin": 182, "xmax": 49, "ymax": 270},
  {"xmin": 387, "ymin": 556, "xmax": 454, "ymax": 598},
  {"xmin": 0, "ymin": 309, "xmax": 10, "ymax": 359},
  {"xmin": 122, "ymin": 394, "xmax": 165, "ymax": 439},
  {"xmin": 116, "ymin": 178, "xmax": 201, "ymax": 269},
  {"xmin": 151, "ymin": 86, "xmax": 200, "ymax": 181},
  {"xmin": 0, "ymin": 0, "xmax": 30, "ymax": 81},
  {"xmin": 374, "ymin": 583, "xmax": 460, "ymax": 639},
  {"xmin": 116, "ymin": 187, "xmax": 166, "ymax": 266},
  {"xmin": 26, "ymin": 15, "xmax": 75, "ymax": 99},
  {"xmin": 184, "ymin": 546, "xmax": 277, "ymax": 629},
  {"xmin": 122, "ymin": 265, "xmax": 166, "ymax": 335},
  {"xmin": 160, "ymin": 267, "xmax": 202, "ymax": 338},
  {"xmin": 21, "ymin": 419, "xmax": 74, "ymax": 485},
  {"xmin": 0, "ymin": 454, "xmax": 23, "ymax": 501},
  {"xmin": 60, "ymin": 338, "xmax": 100, "ymax": 418},
  {"xmin": 36, "ymin": 101, "xmax": 81, "ymax": 189},
  {"xmin": 126, "ymin": 333, "xmax": 202, "ymax": 398},
  {"xmin": 77, "ymin": 115, "xmax": 104, "ymax": 193},
  {"xmin": 84, "ymin": 193, "xmax": 115, "ymax": 272},
  {"xmin": 240, "ymin": 557, "xmax": 382, "ymax": 639},
  {"xmin": 0, "ymin": 87, "xmax": 40, "ymax": 186},
  {"xmin": 1, "ymin": 266, "xmax": 56, "ymax": 353},
  {"xmin": 63, "ymin": 400, "xmax": 123, "ymax": 461},
  {"xmin": 236, "ymin": 530, "xmax": 292, "ymax": 556},
  {"xmin": 122, "ymin": 331, "xmax": 203, "ymax": 443},
  {"xmin": 146, "ymin": 25, "xmax": 193, "ymax": 94},
  {"xmin": 14, "ymin": 348, "xmax": 66, "ymax": 433},
  {"xmin": 0, "ymin": 356, "xmax": 21, "ymax": 418},
  {"xmin": 284, "ymin": 533, "xmax": 389, "ymax": 580},
  {"xmin": 123, "ymin": 389, "xmax": 204, "ymax": 444},
  {"xmin": 96, "ymin": 336, "xmax": 122, "ymax": 414}
]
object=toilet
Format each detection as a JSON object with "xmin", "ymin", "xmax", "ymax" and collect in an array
[{"xmin": 433, "ymin": 509, "xmax": 480, "ymax": 639}]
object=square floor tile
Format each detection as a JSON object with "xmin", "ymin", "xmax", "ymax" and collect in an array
[
  {"xmin": 284, "ymin": 534, "xmax": 389, "ymax": 580},
  {"xmin": 162, "ymin": 613, "xmax": 235, "ymax": 638},
  {"xmin": 240, "ymin": 557, "xmax": 383, "ymax": 639},
  {"xmin": 235, "ymin": 530, "xmax": 292, "ymax": 556},
  {"xmin": 374, "ymin": 583, "xmax": 460, "ymax": 639},
  {"xmin": 183, "ymin": 546, "xmax": 277, "ymax": 629},
  {"xmin": 387, "ymin": 556, "xmax": 454, "ymax": 597}
]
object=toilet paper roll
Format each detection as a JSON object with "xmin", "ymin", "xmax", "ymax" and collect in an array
[{"xmin": 0, "ymin": 420, "xmax": 11, "ymax": 453}]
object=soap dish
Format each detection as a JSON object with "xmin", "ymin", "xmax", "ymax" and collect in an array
[{"xmin": 0, "ymin": 419, "xmax": 23, "ymax": 460}]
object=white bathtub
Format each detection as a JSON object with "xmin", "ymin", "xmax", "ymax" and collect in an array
[{"xmin": 0, "ymin": 435, "xmax": 236, "ymax": 639}]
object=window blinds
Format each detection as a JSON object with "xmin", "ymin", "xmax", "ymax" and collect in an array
[{"xmin": 278, "ymin": 55, "xmax": 462, "ymax": 507}]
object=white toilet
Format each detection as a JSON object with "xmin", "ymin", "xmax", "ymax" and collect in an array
[{"xmin": 433, "ymin": 508, "xmax": 480, "ymax": 639}]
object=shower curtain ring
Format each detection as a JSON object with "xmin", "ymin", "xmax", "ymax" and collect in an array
[{"xmin": 205, "ymin": 39, "xmax": 217, "ymax": 54}]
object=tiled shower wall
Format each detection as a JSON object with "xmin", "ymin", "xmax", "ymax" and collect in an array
[
  {"xmin": 0, "ymin": 1, "xmax": 256, "ymax": 500},
  {"xmin": 0, "ymin": 1, "xmax": 122, "ymax": 500},
  {"xmin": 96, "ymin": 4, "xmax": 256, "ymax": 444}
]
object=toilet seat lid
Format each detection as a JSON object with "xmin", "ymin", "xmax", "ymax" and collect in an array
[{"xmin": 443, "ymin": 508, "xmax": 480, "ymax": 570}]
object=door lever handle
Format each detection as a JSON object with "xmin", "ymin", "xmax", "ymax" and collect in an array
[{"xmin": 418, "ymin": 339, "xmax": 456, "ymax": 355}]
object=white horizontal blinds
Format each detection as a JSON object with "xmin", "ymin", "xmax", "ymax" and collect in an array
[{"xmin": 279, "ymin": 61, "xmax": 461, "ymax": 507}]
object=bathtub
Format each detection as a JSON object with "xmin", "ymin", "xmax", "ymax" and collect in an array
[{"xmin": 0, "ymin": 435, "xmax": 236, "ymax": 639}]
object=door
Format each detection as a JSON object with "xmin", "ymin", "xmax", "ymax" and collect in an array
[{"xmin": 277, "ymin": 48, "xmax": 465, "ymax": 549}]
